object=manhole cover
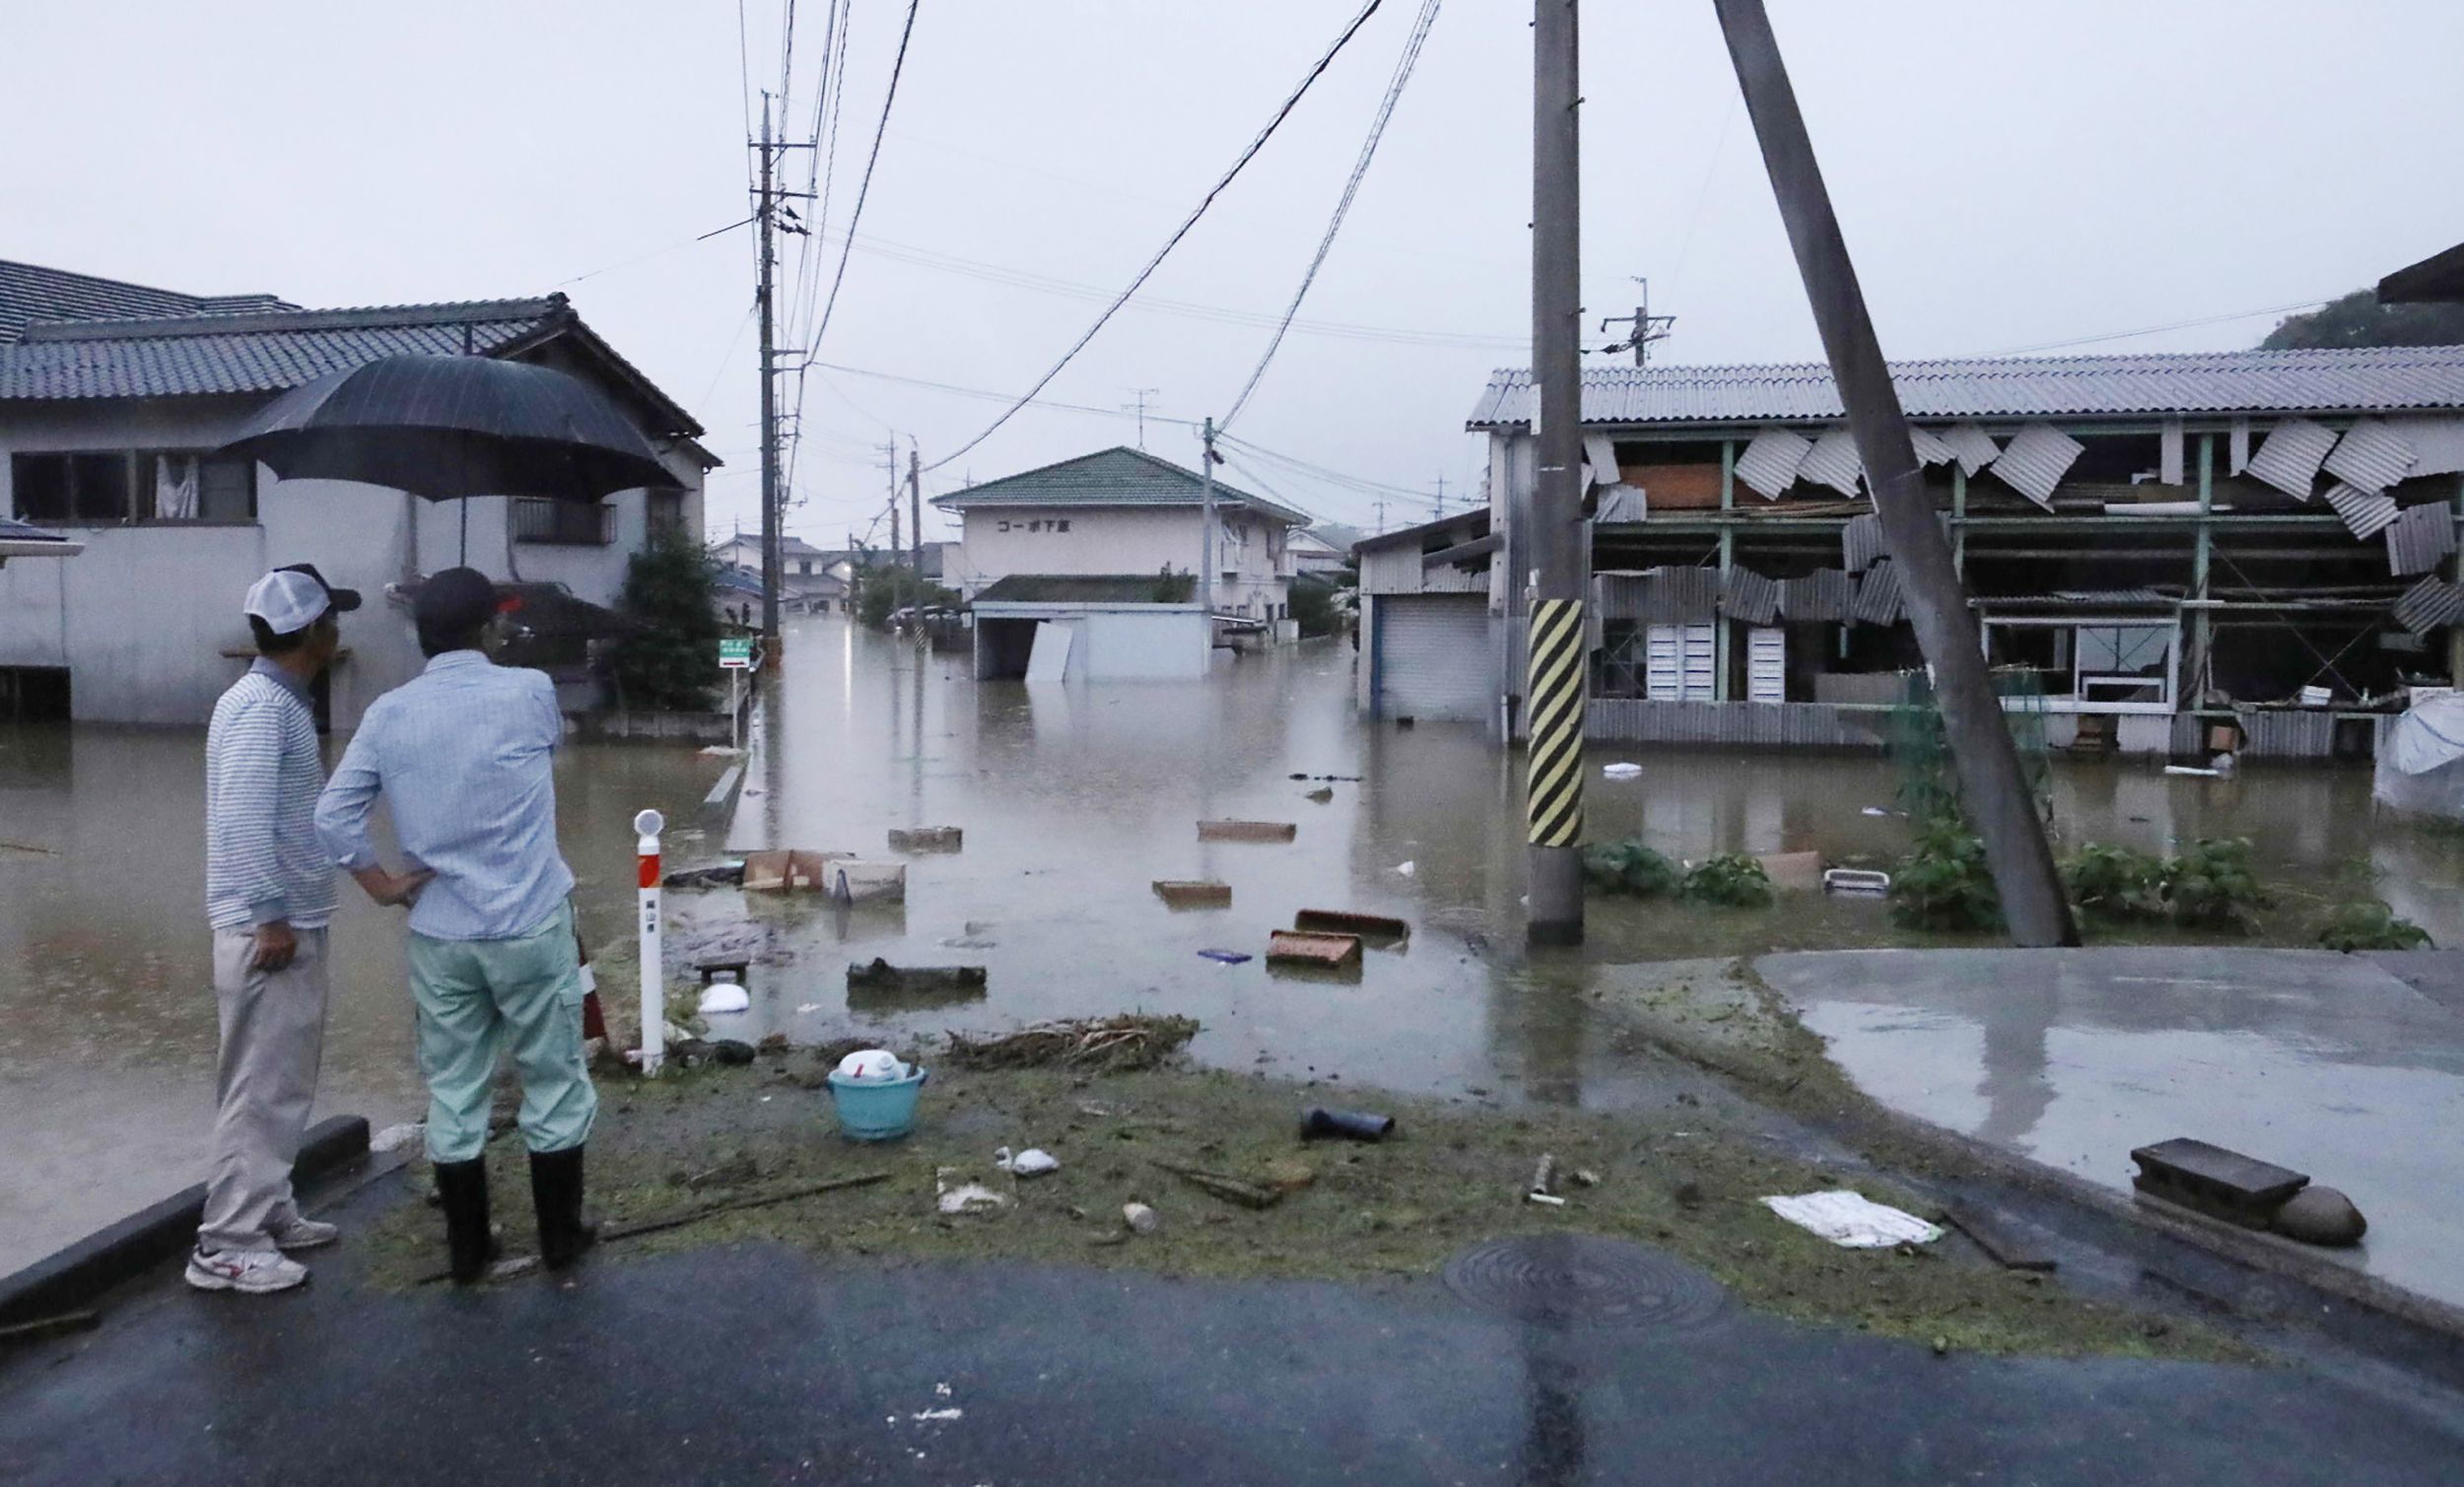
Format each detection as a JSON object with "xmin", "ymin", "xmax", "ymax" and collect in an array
[{"xmin": 1443, "ymin": 1235, "xmax": 1734, "ymax": 1333}]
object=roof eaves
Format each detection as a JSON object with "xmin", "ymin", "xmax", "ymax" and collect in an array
[{"xmin": 18, "ymin": 298, "xmax": 559, "ymax": 342}]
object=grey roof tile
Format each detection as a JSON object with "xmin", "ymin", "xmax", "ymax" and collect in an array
[
  {"xmin": 0, "ymin": 258, "xmax": 292, "ymax": 344},
  {"xmin": 930, "ymin": 445, "xmax": 1304, "ymax": 524}
]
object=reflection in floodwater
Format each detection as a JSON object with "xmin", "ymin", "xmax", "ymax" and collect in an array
[{"xmin": 9, "ymin": 615, "xmax": 2464, "ymax": 1273}]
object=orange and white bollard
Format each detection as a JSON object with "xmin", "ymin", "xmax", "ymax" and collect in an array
[{"xmin": 634, "ymin": 808, "xmax": 665, "ymax": 1077}]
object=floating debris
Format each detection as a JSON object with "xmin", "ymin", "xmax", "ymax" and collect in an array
[
  {"xmin": 887, "ymin": 827, "xmax": 963, "ymax": 852},
  {"xmin": 1198, "ymin": 819, "xmax": 1298, "ymax": 843},
  {"xmin": 945, "ymin": 1015, "xmax": 1199, "ymax": 1072},
  {"xmin": 1154, "ymin": 880, "xmax": 1232, "ymax": 909},
  {"xmin": 1266, "ymin": 929, "xmax": 1362, "ymax": 971},
  {"xmin": 1291, "ymin": 909, "xmax": 1408, "ymax": 942}
]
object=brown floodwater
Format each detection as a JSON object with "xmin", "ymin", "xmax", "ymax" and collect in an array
[{"xmin": 8, "ymin": 615, "xmax": 2463, "ymax": 1271}]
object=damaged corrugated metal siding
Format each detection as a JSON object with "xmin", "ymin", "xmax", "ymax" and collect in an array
[
  {"xmin": 1780, "ymin": 570, "xmax": 1855, "ymax": 622},
  {"xmin": 1985, "ymin": 423, "xmax": 2084, "ymax": 508},
  {"xmin": 2324, "ymin": 483, "xmax": 2401, "ymax": 539},
  {"xmin": 1721, "ymin": 568, "xmax": 1780, "ymax": 624},
  {"xmin": 1841, "ymin": 512, "xmax": 1885, "ymax": 573},
  {"xmin": 2245, "ymin": 418, "xmax": 2338, "ymax": 500},
  {"xmin": 2396, "ymin": 575, "xmax": 2464, "ymax": 635},
  {"xmin": 2323, "ymin": 418, "xmax": 2418, "ymax": 492},
  {"xmin": 2386, "ymin": 502, "xmax": 2457, "ymax": 576},
  {"xmin": 1734, "ymin": 426, "xmax": 1811, "ymax": 500},
  {"xmin": 1588, "ymin": 699, "xmax": 1889, "ymax": 749}
]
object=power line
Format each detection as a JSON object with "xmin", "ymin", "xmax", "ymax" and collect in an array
[
  {"xmin": 805, "ymin": 0, "xmax": 922, "ymax": 361},
  {"xmin": 1222, "ymin": 0, "xmax": 1443, "ymax": 430},
  {"xmin": 923, "ymin": 0, "xmax": 1390, "ymax": 473},
  {"xmin": 1992, "ymin": 296, "xmax": 2333, "ymax": 356}
]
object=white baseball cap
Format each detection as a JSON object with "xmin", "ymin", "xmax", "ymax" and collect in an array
[{"xmin": 243, "ymin": 569, "xmax": 336, "ymax": 635}]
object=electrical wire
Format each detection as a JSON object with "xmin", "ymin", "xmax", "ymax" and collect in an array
[
  {"xmin": 922, "ymin": 0, "xmax": 1389, "ymax": 473},
  {"xmin": 805, "ymin": 0, "xmax": 922, "ymax": 361},
  {"xmin": 1221, "ymin": 0, "xmax": 1442, "ymax": 430},
  {"xmin": 1993, "ymin": 297, "xmax": 2333, "ymax": 356}
]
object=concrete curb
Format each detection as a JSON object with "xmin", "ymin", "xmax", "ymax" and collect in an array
[{"xmin": 0, "ymin": 1115, "xmax": 369, "ymax": 1328}]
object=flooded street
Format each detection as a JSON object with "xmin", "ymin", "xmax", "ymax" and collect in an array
[{"xmin": 12, "ymin": 616, "xmax": 2464, "ymax": 1272}]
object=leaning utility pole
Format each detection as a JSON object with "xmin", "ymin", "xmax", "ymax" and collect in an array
[
  {"xmin": 908, "ymin": 441, "xmax": 927, "ymax": 647},
  {"xmin": 755, "ymin": 93, "xmax": 783, "ymax": 662},
  {"xmin": 1712, "ymin": 0, "xmax": 2077, "ymax": 946},
  {"xmin": 1523, "ymin": 0, "xmax": 1586, "ymax": 946}
]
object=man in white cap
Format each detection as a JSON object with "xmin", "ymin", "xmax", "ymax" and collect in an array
[{"xmin": 188, "ymin": 565, "xmax": 426, "ymax": 1295}]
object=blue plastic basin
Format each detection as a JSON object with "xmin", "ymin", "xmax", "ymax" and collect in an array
[{"xmin": 825, "ymin": 1066, "xmax": 928, "ymax": 1141}]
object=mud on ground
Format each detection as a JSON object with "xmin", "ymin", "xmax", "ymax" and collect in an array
[{"xmin": 358, "ymin": 1048, "xmax": 2249, "ymax": 1364}]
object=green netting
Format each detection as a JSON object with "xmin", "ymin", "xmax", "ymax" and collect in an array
[{"xmin": 1887, "ymin": 668, "xmax": 2053, "ymax": 828}]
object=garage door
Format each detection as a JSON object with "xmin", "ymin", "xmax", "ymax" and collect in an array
[{"xmin": 1378, "ymin": 594, "xmax": 1491, "ymax": 722}]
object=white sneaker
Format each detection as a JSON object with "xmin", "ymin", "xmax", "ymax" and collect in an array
[
  {"xmin": 185, "ymin": 1247, "xmax": 308, "ymax": 1294},
  {"xmin": 269, "ymin": 1215, "xmax": 339, "ymax": 1251}
]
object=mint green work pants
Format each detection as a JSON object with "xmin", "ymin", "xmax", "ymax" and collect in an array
[{"xmin": 407, "ymin": 902, "xmax": 598, "ymax": 1164}]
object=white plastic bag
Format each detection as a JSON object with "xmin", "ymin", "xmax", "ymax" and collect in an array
[{"xmin": 1760, "ymin": 1189, "xmax": 1942, "ymax": 1248}]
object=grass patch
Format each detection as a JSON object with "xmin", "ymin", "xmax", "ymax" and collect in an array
[{"xmin": 357, "ymin": 1053, "xmax": 2245, "ymax": 1363}]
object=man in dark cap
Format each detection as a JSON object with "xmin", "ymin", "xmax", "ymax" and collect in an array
[
  {"xmin": 315, "ymin": 567, "xmax": 597, "ymax": 1282},
  {"xmin": 193, "ymin": 564, "xmax": 423, "ymax": 1294}
]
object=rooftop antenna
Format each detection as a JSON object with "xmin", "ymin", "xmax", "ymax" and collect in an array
[
  {"xmin": 1598, "ymin": 276, "xmax": 1677, "ymax": 366},
  {"xmin": 1123, "ymin": 387, "xmax": 1161, "ymax": 449}
]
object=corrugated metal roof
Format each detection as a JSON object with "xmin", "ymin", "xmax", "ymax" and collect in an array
[
  {"xmin": 1466, "ymin": 345, "xmax": 2464, "ymax": 429},
  {"xmin": 2321, "ymin": 417, "xmax": 2418, "ymax": 494},
  {"xmin": 1733, "ymin": 425, "xmax": 1810, "ymax": 500},
  {"xmin": 1721, "ymin": 567, "xmax": 1780, "ymax": 624},
  {"xmin": 1798, "ymin": 428, "xmax": 1863, "ymax": 498},
  {"xmin": 1841, "ymin": 511, "xmax": 1886, "ymax": 573},
  {"xmin": 1985, "ymin": 422, "xmax": 2083, "ymax": 508},
  {"xmin": 1780, "ymin": 569, "xmax": 1854, "ymax": 622},
  {"xmin": 2324, "ymin": 483, "xmax": 2402, "ymax": 539},
  {"xmin": 1852, "ymin": 560, "xmax": 1904, "ymax": 626},
  {"xmin": 2395, "ymin": 575, "xmax": 2464, "ymax": 635},
  {"xmin": 1940, "ymin": 422, "xmax": 2001, "ymax": 477},
  {"xmin": 2386, "ymin": 502, "xmax": 2457, "ymax": 576},
  {"xmin": 2245, "ymin": 417, "xmax": 2338, "ymax": 500},
  {"xmin": 931, "ymin": 445, "xmax": 1304, "ymax": 524}
]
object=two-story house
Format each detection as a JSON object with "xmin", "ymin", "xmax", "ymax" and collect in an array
[{"xmin": 0, "ymin": 259, "xmax": 712, "ymax": 727}]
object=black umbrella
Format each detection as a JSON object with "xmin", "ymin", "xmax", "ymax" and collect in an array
[{"xmin": 215, "ymin": 353, "xmax": 682, "ymax": 505}]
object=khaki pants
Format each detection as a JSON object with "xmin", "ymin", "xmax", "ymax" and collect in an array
[
  {"xmin": 197, "ymin": 926, "xmax": 330, "ymax": 1253},
  {"xmin": 408, "ymin": 903, "xmax": 596, "ymax": 1164}
]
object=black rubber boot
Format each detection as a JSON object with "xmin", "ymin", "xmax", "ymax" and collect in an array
[
  {"xmin": 529, "ymin": 1146, "xmax": 599, "ymax": 1270},
  {"xmin": 433, "ymin": 1157, "xmax": 498, "ymax": 1284}
]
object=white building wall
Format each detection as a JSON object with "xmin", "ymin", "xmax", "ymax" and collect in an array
[
  {"xmin": 0, "ymin": 396, "xmax": 704, "ymax": 728},
  {"xmin": 950, "ymin": 503, "xmax": 1291, "ymax": 620}
]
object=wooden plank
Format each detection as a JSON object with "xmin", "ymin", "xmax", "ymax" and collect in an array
[
  {"xmin": 1292, "ymin": 909, "xmax": 1409, "ymax": 941},
  {"xmin": 887, "ymin": 827, "xmax": 963, "ymax": 852},
  {"xmin": 1266, "ymin": 929, "xmax": 1362, "ymax": 970},
  {"xmin": 1153, "ymin": 880, "xmax": 1232, "ymax": 909},
  {"xmin": 1198, "ymin": 820, "xmax": 1297, "ymax": 843}
]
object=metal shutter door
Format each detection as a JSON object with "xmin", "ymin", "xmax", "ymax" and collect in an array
[{"xmin": 1379, "ymin": 595, "xmax": 1491, "ymax": 722}]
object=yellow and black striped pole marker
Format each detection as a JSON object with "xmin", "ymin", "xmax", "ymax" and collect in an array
[{"xmin": 1525, "ymin": 597, "xmax": 1586, "ymax": 850}]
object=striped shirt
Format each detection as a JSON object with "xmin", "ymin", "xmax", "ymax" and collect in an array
[
  {"xmin": 205, "ymin": 660, "xmax": 338, "ymax": 931},
  {"xmin": 315, "ymin": 649, "xmax": 574, "ymax": 942}
]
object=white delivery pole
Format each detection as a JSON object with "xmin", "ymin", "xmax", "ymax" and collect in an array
[{"xmin": 634, "ymin": 808, "xmax": 665, "ymax": 1077}]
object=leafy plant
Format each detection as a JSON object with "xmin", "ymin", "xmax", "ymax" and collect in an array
[
  {"xmin": 608, "ymin": 529, "xmax": 722, "ymax": 710},
  {"xmin": 1149, "ymin": 566, "xmax": 1196, "ymax": 603},
  {"xmin": 2317, "ymin": 901, "xmax": 2433, "ymax": 953},
  {"xmin": 1288, "ymin": 573, "xmax": 1341, "ymax": 638},
  {"xmin": 2159, "ymin": 837, "xmax": 2267, "ymax": 929},
  {"xmin": 1890, "ymin": 815, "xmax": 2002, "ymax": 930},
  {"xmin": 1681, "ymin": 852, "xmax": 1775, "ymax": 909},
  {"xmin": 2061, "ymin": 844, "xmax": 2168, "ymax": 920},
  {"xmin": 1580, "ymin": 839, "xmax": 1683, "ymax": 897},
  {"xmin": 856, "ymin": 568, "xmax": 962, "ymax": 630}
]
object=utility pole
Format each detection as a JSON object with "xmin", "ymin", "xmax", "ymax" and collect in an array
[
  {"xmin": 1712, "ymin": 0, "xmax": 2077, "ymax": 946},
  {"xmin": 1433, "ymin": 475, "xmax": 1448, "ymax": 518},
  {"xmin": 1198, "ymin": 417, "xmax": 1218, "ymax": 632},
  {"xmin": 908, "ymin": 440, "xmax": 926, "ymax": 647},
  {"xmin": 1599, "ymin": 277, "xmax": 1676, "ymax": 366},
  {"xmin": 1373, "ymin": 498, "xmax": 1387, "ymax": 535},
  {"xmin": 755, "ymin": 92, "xmax": 783, "ymax": 664},
  {"xmin": 1524, "ymin": 0, "xmax": 1586, "ymax": 947},
  {"xmin": 1124, "ymin": 388, "xmax": 1160, "ymax": 449}
]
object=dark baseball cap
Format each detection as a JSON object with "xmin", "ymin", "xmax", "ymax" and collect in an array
[
  {"xmin": 274, "ymin": 562, "xmax": 361, "ymax": 613},
  {"xmin": 413, "ymin": 566, "xmax": 507, "ymax": 633}
]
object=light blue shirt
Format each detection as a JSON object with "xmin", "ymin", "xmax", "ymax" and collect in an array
[{"xmin": 315, "ymin": 649, "xmax": 575, "ymax": 942}]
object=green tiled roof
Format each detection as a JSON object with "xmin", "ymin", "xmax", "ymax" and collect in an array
[
  {"xmin": 930, "ymin": 445, "xmax": 1305, "ymax": 524},
  {"xmin": 973, "ymin": 573, "xmax": 1198, "ymax": 604}
]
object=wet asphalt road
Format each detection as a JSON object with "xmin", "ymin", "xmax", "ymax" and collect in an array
[{"xmin": 6, "ymin": 1171, "xmax": 2461, "ymax": 1487}]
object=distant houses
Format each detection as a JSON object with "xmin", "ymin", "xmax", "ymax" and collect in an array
[
  {"xmin": 931, "ymin": 445, "xmax": 1307, "ymax": 679},
  {"xmin": 0, "ymin": 258, "xmax": 713, "ymax": 727}
]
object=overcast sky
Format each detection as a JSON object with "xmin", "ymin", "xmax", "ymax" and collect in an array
[{"xmin": 7, "ymin": 2, "xmax": 2459, "ymax": 545}]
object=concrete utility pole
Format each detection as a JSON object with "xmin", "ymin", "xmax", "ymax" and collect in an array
[
  {"xmin": 908, "ymin": 441, "xmax": 926, "ymax": 647},
  {"xmin": 1124, "ymin": 388, "xmax": 1160, "ymax": 449},
  {"xmin": 1599, "ymin": 277, "xmax": 1676, "ymax": 367},
  {"xmin": 1523, "ymin": 0, "xmax": 1587, "ymax": 947},
  {"xmin": 1198, "ymin": 416, "xmax": 1218, "ymax": 628},
  {"xmin": 1711, "ymin": 0, "xmax": 2078, "ymax": 947},
  {"xmin": 754, "ymin": 93, "xmax": 784, "ymax": 663}
]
